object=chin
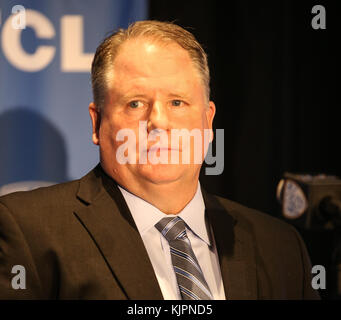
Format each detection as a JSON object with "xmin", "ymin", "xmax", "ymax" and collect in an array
[{"xmin": 136, "ymin": 163, "xmax": 186, "ymax": 184}]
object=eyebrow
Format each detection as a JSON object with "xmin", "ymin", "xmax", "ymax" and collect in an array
[
  {"xmin": 120, "ymin": 93, "xmax": 149, "ymax": 102},
  {"xmin": 167, "ymin": 92, "xmax": 191, "ymax": 100},
  {"xmin": 119, "ymin": 92, "xmax": 191, "ymax": 101}
]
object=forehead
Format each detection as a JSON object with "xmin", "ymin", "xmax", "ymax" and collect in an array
[{"xmin": 107, "ymin": 37, "xmax": 203, "ymax": 95}]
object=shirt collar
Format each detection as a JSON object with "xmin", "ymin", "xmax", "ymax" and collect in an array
[{"xmin": 118, "ymin": 183, "xmax": 211, "ymax": 246}]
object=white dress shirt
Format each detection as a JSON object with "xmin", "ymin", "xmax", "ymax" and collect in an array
[{"xmin": 118, "ymin": 183, "xmax": 226, "ymax": 300}]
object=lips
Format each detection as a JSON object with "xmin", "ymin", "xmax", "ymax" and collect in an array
[{"xmin": 147, "ymin": 146, "xmax": 179, "ymax": 152}]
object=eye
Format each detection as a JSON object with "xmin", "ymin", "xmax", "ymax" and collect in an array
[
  {"xmin": 129, "ymin": 100, "xmax": 143, "ymax": 109},
  {"xmin": 171, "ymin": 100, "xmax": 183, "ymax": 107}
]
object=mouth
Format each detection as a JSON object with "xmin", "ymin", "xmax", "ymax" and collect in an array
[{"xmin": 146, "ymin": 147, "xmax": 180, "ymax": 152}]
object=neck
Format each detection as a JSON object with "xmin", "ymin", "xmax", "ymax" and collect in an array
[
  {"xmin": 132, "ymin": 179, "xmax": 199, "ymax": 214},
  {"xmin": 108, "ymin": 171, "xmax": 199, "ymax": 214}
]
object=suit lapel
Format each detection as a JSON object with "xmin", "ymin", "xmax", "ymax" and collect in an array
[
  {"xmin": 202, "ymin": 189, "xmax": 258, "ymax": 300},
  {"xmin": 74, "ymin": 165, "xmax": 163, "ymax": 299},
  {"xmin": 73, "ymin": 165, "xmax": 258, "ymax": 300}
]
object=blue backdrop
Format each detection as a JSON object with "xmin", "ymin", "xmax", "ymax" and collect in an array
[{"xmin": 0, "ymin": 0, "xmax": 147, "ymax": 194}]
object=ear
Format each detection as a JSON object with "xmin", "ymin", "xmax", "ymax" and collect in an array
[
  {"xmin": 206, "ymin": 101, "xmax": 216, "ymax": 142},
  {"xmin": 89, "ymin": 102, "xmax": 101, "ymax": 145}
]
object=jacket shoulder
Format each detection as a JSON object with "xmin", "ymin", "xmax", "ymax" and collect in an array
[
  {"xmin": 0, "ymin": 179, "xmax": 81, "ymax": 214},
  {"xmin": 212, "ymin": 194, "xmax": 297, "ymax": 238},
  {"xmin": 214, "ymin": 195, "xmax": 288, "ymax": 226}
]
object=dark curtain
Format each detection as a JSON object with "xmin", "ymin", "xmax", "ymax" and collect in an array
[{"xmin": 149, "ymin": 0, "xmax": 339, "ymax": 217}]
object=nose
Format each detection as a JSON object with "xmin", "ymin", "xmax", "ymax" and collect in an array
[{"xmin": 147, "ymin": 101, "xmax": 170, "ymax": 133}]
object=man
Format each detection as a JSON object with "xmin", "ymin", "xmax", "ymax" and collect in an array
[{"xmin": 0, "ymin": 20, "xmax": 319, "ymax": 299}]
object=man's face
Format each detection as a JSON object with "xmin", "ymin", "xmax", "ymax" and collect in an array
[{"xmin": 89, "ymin": 37, "xmax": 215, "ymax": 190}]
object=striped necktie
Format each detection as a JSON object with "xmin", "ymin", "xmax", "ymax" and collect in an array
[{"xmin": 155, "ymin": 216, "xmax": 213, "ymax": 300}]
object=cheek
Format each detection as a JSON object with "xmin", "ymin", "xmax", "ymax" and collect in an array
[
  {"xmin": 99, "ymin": 118, "xmax": 120, "ymax": 148},
  {"xmin": 174, "ymin": 110, "xmax": 204, "ymax": 129},
  {"xmin": 187, "ymin": 113, "xmax": 208, "ymax": 131},
  {"xmin": 99, "ymin": 117, "xmax": 141, "ymax": 154},
  {"xmin": 202, "ymin": 116, "xmax": 209, "ymax": 130}
]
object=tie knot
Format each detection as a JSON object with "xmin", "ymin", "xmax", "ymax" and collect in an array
[{"xmin": 155, "ymin": 216, "xmax": 187, "ymax": 242}]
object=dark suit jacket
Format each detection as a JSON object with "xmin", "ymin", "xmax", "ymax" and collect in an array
[{"xmin": 0, "ymin": 164, "xmax": 319, "ymax": 299}]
